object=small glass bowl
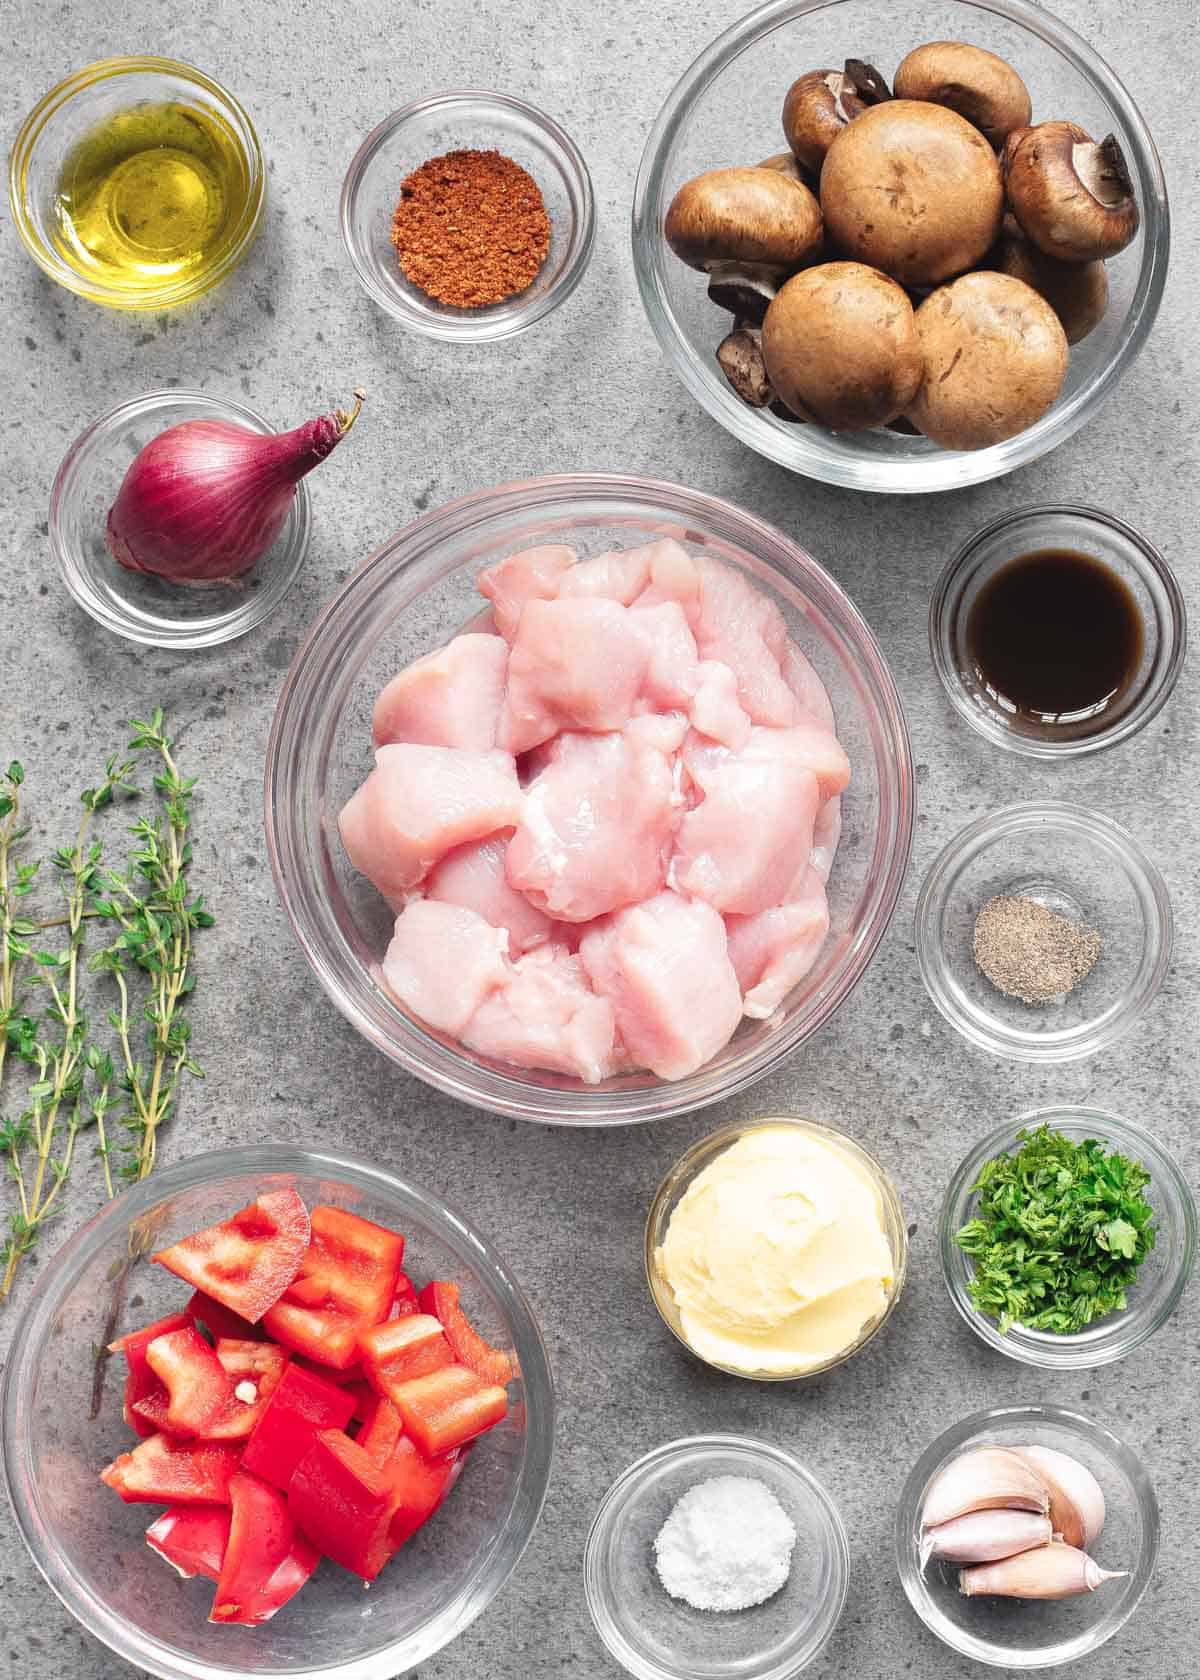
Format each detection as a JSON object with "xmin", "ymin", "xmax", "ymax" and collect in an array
[
  {"xmin": 930, "ymin": 505, "xmax": 1186, "ymax": 757},
  {"xmin": 585, "ymin": 1435, "xmax": 849, "ymax": 1680},
  {"xmin": 9, "ymin": 56, "xmax": 264, "ymax": 311},
  {"xmin": 51, "ymin": 388, "xmax": 310, "ymax": 649},
  {"xmin": 644, "ymin": 1116, "xmax": 907, "ymax": 1379},
  {"xmin": 896, "ymin": 1404, "xmax": 1159, "ymax": 1667},
  {"xmin": 916, "ymin": 801, "xmax": 1171, "ymax": 1063},
  {"xmin": 940, "ymin": 1106, "xmax": 1196, "ymax": 1369},
  {"xmin": 2, "ymin": 1144, "xmax": 554, "ymax": 1680},
  {"xmin": 340, "ymin": 90, "xmax": 594, "ymax": 341}
]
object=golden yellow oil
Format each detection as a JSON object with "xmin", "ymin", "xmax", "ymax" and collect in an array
[{"xmin": 52, "ymin": 101, "xmax": 252, "ymax": 300}]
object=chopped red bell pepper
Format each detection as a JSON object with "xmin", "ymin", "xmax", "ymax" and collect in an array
[
  {"xmin": 388, "ymin": 1363, "xmax": 508, "ymax": 1458},
  {"xmin": 392, "ymin": 1272, "xmax": 419, "ymax": 1316},
  {"xmin": 240, "ymin": 1361, "xmax": 355, "ymax": 1491},
  {"xmin": 185, "ymin": 1288, "xmax": 264, "ymax": 1343},
  {"xmin": 261, "ymin": 1206, "xmax": 404, "ymax": 1369},
  {"xmin": 152, "ymin": 1189, "xmax": 310, "ymax": 1324},
  {"xmin": 358, "ymin": 1314, "xmax": 453, "ymax": 1403},
  {"xmin": 101, "ymin": 1434, "xmax": 242, "ymax": 1504},
  {"xmin": 288, "ymin": 1428, "xmax": 392, "ymax": 1580},
  {"xmin": 358, "ymin": 1394, "xmax": 405, "ymax": 1468},
  {"xmin": 419, "ymin": 1280, "xmax": 515, "ymax": 1386},
  {"xmin": 145, "ymin": 1504, "xmax": 232, "ymax": 1580},
  {"xmin": 345, "ymin": 1378, "xmax": 377, "ymax": 1424},
  {"xmin": 133, "ymin": 1327, "xmax": 234, "ymax": 1437},
  {"xmin": 110, "ymin": 1310, "xmax": 191, "ymax": 1439},
  {"xmin": 209, "ymin": 1470, "xmax": 320, "ymax": 1625},
  {"xmin": 350, "ymin": 1398, "xmax": 465, "ymax": 1573},
  {"xmin": 204, "ymin": 1339, "xmax": 290, "ymax": 1441}
]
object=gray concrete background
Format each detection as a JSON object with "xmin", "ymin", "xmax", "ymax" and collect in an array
[{"xmin": 2, "ymin": 1, "xmax": 1196, "ymax": 1677}]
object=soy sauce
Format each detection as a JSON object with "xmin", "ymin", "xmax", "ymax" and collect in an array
[{"xmin": 965, "ymin": 549, "xmax": 1143, "ymax": 728}]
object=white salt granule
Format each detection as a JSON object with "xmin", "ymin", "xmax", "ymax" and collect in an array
[{"xmin": 653, "ymin": 1474, "xmax": 797, "ymax": 1612}]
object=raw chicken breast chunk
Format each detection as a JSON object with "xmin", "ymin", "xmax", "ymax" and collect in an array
[
  {"xmin": 477, "ymin": 544, "xmax": 576, "ymax": 639},
  {"xmin": 382, "ymin": 901, "xmax": 509, "ymax": 1035},
  {"xmin": 692, "ymin": 556, "xmax": 798, "ymax": 726},
  {"xmin": 424, "ymin": 833, "xmax": 554, "ymax": 954},
  {"xmin": 580, "ymin": 892, "xmax": 742, "ymax": 1080},
  {"xmin": 372, "ymin": 632, "xmax": 507, "ymax": 751},
  {"xmin": 631, "ymin": 539, "xmax": 702, "ymax": 625},
  {"xmin": 688, "ymin": 660, "xmax": 752, "ymax": 750},
  {"xmin": 499, "ymin": 597, "xmax": 650, "ymax": 754},
  {"xmin": 505, "ymin": 729, "xmax": 677, "ymax": 921},
  {"xmin": 462, "ymin": 945, "xmax": 617, "ymax": 1084},
  {"xmin": 725, "ymin": 868, "xmax": 832, "ymax": 1018},
  {"xmin": 339, "ymin": 744, "xmax": 523, "ymax": 901}
]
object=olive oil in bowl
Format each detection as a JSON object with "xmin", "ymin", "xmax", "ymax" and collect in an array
[{"xmin": 52, "ymin": 100, "xmax": 254, "ymax": 300}]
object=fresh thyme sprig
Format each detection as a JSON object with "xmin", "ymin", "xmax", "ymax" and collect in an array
[{"xmin": 0, "ymin": 712, "xmax": 212, "ymax": 1303}]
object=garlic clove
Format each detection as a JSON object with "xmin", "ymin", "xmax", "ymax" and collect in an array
[
  {"xmin": 1014, "ymin": 1445, "xmax": 1106, "ymax": 1551},
  {"xmin": 920, "ymin": 1509, "xmax": 1053, "ymax": 1570},
  {"xmin": 959, "ymin": 1540, "xmax": 1127, "ymax": 1599},
  {"xmin": 921, "ymin": 1446, "xmax": 1050, "ymax": 1531}
]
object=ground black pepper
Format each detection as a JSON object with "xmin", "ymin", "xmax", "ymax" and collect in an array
[{"xmin": 973, "ymin": 894, "xmax": 1102, "ymax": 1005}]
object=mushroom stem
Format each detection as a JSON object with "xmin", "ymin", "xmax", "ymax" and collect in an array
[
  {"xmin": 844, "ymin": 57, "xmax": 891, "ymax": 104},
  {"xmin": 716, "ymin": 325, "xmax": 774, "ymax": 408}
]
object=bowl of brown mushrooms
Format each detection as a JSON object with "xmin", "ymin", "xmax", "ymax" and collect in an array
[{"xmin": 632, "ymin": 0, "xmax": 1168, "ymax": 492}]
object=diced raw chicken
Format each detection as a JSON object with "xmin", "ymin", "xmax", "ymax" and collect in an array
[
  {"xmin": 499, "ymin": 597, "xmax": 649, "ymax": 754},
  {"xmin": 688, "ymin": 660, "xmax": 752, "ymax": 750},
  {"xmin": 424, "ymin": 833, "xmax": 554, "ymax": 953},
  {"xmin": 477, "ymin": 544, "xmax": 576, "ymax": 640},
  {"xmin": 556, "ymin": 548, "xmax": 651, "ymax": 605},
  {"xmin": 683, "ymin": 721, "xmax": 849, "ymax": 804},
  {"xmin": 780, "ymin": 639, "xmax": 835, "ymax": 730},
  {"xmin": 372, "ymin": 633, "xmax": 507, "ymax": 751},
  {"xmin": 632, "ymin": 539, "xmax": 702, "ymax": 625},
  {"xmin": 462, "ymin": 944, "xmax": 617, "ymax": 1084},
  {"xmin": 693, "ymin": 556, "xmax": 797, "ymax": 726},
  {"xmin": 810, "ymin": 796, "xmax": 842, "ymax": 881},
  {"xmin": 339, "ymin": 745, "xmax": 523, "ymax": 900},
  {"xmin": 672, "ymin": 730, "xmax": 821, "ymax": 915},
  {"xmin": 629, "ymin": 602, "xmax": 700, "ymax": 707},
  {"xmin": 381, "ymin": 901, "xmax": 509, "ymax": 1035},
  {"xmin": 506, "ymin": 730, "xmax": 676, "ymax": 921},
  {"xmin": 580, "ymin": 892, "xmax": 742, "ymax": 1080},
  {"xmin": 725, "ymin": 869, "xmax": 831, "ymax": 1018},
  {"xmin": 626, "ymin": 710, "xmax": 689, "ymax": 757}
]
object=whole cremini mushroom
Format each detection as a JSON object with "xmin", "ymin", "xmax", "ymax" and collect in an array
[
  {"xmin": 1003, "ymin": 121, "xmax": 1140, "ymax": 261},
  {"xmin": 893, "ymin": 41, "xmax": 1031, "ymax": 147},
  {"xmin": 664, "ymin": 166, "xmax": 823, "ymax": 272},
  {"xmin": 994, "ymin": 216, "xmax": 1109, "ymax": 343},
  {"xmin": 906, "ymin": 270, "xmax": 1069, "ymax": 448},
  {"xmin": 762, "ymin": 260, "xmax": 924, "ymax": 430},
  {"xmin": 781, "ymin": 60, "xmax": 890, "ymax": 173},
  {"xmin": 819, "ymin": 100, "xmax": 1003, "ymax": 286}
]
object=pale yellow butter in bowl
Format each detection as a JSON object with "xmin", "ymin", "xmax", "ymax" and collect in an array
[{"xmin": 647, "ymin": 1118, "xmax": 907, "ymax": 1380}]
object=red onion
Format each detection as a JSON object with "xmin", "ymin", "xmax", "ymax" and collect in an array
[{"xmin": 106, "ymin": 389, "xmax": 366, "ymax": 585}]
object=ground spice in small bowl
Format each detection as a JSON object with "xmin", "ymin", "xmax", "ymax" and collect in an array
[
  {"xmin": 973, "ymin": 894, "xmax": 1103, "ymax": 1006},
  {"xmin": 390, "ymin": 148, "xmax": 551, "ymax": 309}
]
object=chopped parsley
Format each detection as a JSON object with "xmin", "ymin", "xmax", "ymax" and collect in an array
[{"xmin": 955, "ymin": 1124, "xmax": 1156, "ymax": 1335}]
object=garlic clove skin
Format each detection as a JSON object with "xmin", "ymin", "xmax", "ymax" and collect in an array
[
  {"xmin": 920, "ymin": 1509, "xmax": 1053, "ymax": 1570},
  {"xmin": 1014, "ymin": 1445, "xmax": 1106, "ymax": 1551},
  {"xmin": 959, "ymin": 1540, "xmax": 1127, "ymax": 1599},
  {"xmin": 921, "ymin": 1446, "xmax": 1050, "ymax": 1531}
]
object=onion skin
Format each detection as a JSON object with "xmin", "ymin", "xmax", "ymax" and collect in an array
[{"xmin": 106, "ymin": 390, "xmax": 364, "ymax": 585}]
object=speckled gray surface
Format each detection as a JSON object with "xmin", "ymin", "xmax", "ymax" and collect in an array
[{"xmin": 2, "ymin": 2, "xmax": 1197, "ymax": 1677}]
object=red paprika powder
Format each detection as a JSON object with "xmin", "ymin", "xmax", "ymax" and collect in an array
[{"xmin": 390, "ymin": 149, "xmax": 551, "ymax": 309}]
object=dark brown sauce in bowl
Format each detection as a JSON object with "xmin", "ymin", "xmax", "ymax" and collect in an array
[{"xmin": 965, "ymin": 549, "xmax": 1144, "ymax": 731}]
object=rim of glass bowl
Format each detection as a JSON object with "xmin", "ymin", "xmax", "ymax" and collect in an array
[
  {"xmin": 929, "ymin": 504, "xmax": 1187, "ymax": 759},
  {"xmin": 915, "ymin": 800, "xmax": 1172, "ymax": 1063},
  {"xmin": 584, "ymin": 1434, "xmax": 850, "ymax": 1680},
  {"xmin": 50, "ymin": 388, "xmax": 312, "ymax": 649},
  {"xmin": 644, "ymin": 1115, "xmax": 908, "ymax": 1379},
  {"xmin": 339, "ymin": 89, "xmax": 596, "ymax": 342},
  {"xmin": 9, "ymin": 56, "xmax": 266, "ymax": 312},
  {"xmin": 939, "ymin": 1106, "xmax": 1196, "ymax": 1370},
  {"xmin": 631, "ymin": 0, "xmax": 1170, "ymax": 493},
  {"xmin": 895, "ymin": 1403, "xmax": 1160, "ymax": 1667},
  {"xmin": 1, "ymin": 1143, "xmax": 555, "ymax": 1680},
  {"xmin": 263, "ymin": 472, "xmax": 915, "ymax": 1126}
]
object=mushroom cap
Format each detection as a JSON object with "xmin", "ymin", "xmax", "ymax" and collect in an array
[
  {"xmin": 894, "ymin": 41, "xmax": 1032, "ymax": 146},
  {"xmin": 1004, "ymin": 120, "xmax": 1140, "ymax": 262},
  {"xmin": 995, "ymin": 218, "xmax": 1109, "ymax": 344},
  {"xmin": 820, "ymin": 100, "xmax": 1003, "ymax": 285},
  {"xmin": 762, "ymin": 260, "xmax": 924, "ymax": 430},
  {"xmin": 664, "ymin": 166, "xmax": 823, "ymax": 271},
  {"xmin": 782, "ymin": 69, "xmax": 864, "ymax": 173},
  {"xmin": 906, "ymin": 270, "xmax": 1069, "ymax": 448}
]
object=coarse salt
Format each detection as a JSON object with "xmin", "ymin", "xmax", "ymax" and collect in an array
[{"xmin": 653, "ymin": 1474, "xmax": 797, "ymax": 1613}]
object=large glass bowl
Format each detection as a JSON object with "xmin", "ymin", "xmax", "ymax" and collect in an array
[
  {"xmin": 1, "ymin": 1145, "xmax": 554, "ymax": 1680},
  {"xmin": 632, "ymin": 0, "xmax": 1169, "ymax": 492},
  {"xmin": 264, "ymin": 474, "xmax": 914, "ymax": 1125}
]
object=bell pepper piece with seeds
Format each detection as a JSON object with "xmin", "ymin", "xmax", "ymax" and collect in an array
[{"xmin": 240, "ymin": 1360, "xmax": 356, "ymax": 1490}]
